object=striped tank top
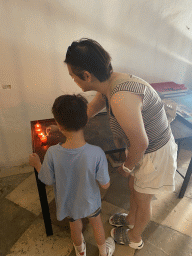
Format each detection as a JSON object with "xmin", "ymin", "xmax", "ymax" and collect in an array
[{"xmin": 103, "ymin": 74, "xmax": 171, "ymax": 154}]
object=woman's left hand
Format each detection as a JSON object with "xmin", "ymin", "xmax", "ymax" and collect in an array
[{"xmin": 117, "ymin": 165, "xmax": 130, "ymax": 178}]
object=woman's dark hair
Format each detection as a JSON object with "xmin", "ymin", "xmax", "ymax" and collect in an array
[
  {"xmin": 52, "ymin": 94, "xmax": 88, "ymax": 131},
  {"xmin": 64, "ymin": 38, "xmax": 113, "ymax": 82}
]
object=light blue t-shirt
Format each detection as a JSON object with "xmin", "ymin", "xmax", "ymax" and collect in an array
[{"xmin": 38, "ymin": 143, "xmax": 109, "ymax": 221}]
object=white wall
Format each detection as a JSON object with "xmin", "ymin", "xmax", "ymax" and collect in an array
[{"xmin": 0, "ymin": 0, "xmax": 192, "ymax": 167}]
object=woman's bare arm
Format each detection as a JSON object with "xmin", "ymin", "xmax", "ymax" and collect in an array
[
  {"xmin": 87, "ymin": 92, "xmax": 106, "ymax": 120},
  {"xmin": 110, "ymin": 91, "xmax": 149, "ymax": 170},
  {"xmin": 46, "ymin": 125, "xmax": 59, "ymax": 134}
]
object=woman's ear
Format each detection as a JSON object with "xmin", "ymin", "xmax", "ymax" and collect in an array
[{"xmin": 84, "ymin": 71, "xmax": 92, "ymax": 82}]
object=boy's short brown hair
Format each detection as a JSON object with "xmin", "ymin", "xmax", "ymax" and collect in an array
[{"xmin": 52, "ymin": 94, "xmax": 88, "ymax": 131}]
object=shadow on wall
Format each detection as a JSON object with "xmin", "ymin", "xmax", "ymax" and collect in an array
[{"xmin": 0, "ymin": 125, "xmax": 10, "ymax": 166}]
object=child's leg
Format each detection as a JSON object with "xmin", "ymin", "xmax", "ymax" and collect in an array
[
  {"xmin": 70, "ymin": 219, "xmax": 86, "ymax": 255},
  {"xmin": 89, "ymin": 214, "xmax": 107, "ymax": 256},
  {"xmin": 89, "ymin": 214, "xmax": 105, "ymax": 245},
  {"xmin": 69, "ymin": 219, "xmax": 83, "ymax": 246}
]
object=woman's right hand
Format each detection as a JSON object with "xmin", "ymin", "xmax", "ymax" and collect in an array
[
  {"xmin": 46, "ymin": 125, "xmax": 59, "ymax": 135},
  {"xmin": 117, "ymin": 165, "xmax": 130, "ymax": 178}
]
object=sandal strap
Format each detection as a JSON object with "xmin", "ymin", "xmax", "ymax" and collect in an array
[
  {"xmin": 112, "ymin": 213, "xmax": 128, "ymax": 226},
  {"xmin": 113, "ymin": 227, "xmax": 130, "ymax": 245}
]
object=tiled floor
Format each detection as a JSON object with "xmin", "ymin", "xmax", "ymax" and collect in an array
[{"xmin": 1, "ymin": 129, "xmax": 192, "ymax": 255}]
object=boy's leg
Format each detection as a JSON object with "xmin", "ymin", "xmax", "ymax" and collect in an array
[
  {"xmin": 69, "ymin": 219, "xmax": 83, "ymax": 246},
  {"xmin": 89, "ymin": 214, "xmax": 105, "ymax": 245},
  {"xmin": 89, "ymin": 214, "xmax": 115, "ymax": 256}
]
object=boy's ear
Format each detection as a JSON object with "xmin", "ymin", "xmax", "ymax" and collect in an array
[{"xmin": 84, "ymin": 71, "xmax": 92, "ymax": 82}]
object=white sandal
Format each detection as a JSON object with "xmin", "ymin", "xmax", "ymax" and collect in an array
[{"xmin": 111, "ymin": 227, "xmax": 144, "ymax": 249}]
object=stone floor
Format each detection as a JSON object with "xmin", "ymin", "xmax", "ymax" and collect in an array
[{"xmin": 0, "ymin": 123, "xmax": 192, "ymax": 255}]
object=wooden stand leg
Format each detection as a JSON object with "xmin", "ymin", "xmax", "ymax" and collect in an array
[
  {"xmin": 179, "ymin": 157, "xmax": 192, "ymax": 198},
  {"xmin": 34, "ymin": 168, "xmax": 53, "ymax": 236}
]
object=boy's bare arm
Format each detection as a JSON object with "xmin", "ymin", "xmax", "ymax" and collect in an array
[
  {"xmin": 100, "ymin": 181, "xmax": 110, "ymax": 190},
  {"xmin": 87, "ymin": 92, "xmax": 106, "ymax": 120}
]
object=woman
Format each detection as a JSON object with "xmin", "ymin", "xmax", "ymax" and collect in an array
[{"xmin": 55, "ymin": 38, "xmax": 177, "ymax": 250}]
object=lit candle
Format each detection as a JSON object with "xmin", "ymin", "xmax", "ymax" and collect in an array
[
  {"xmin": 40, "ymin": 135, "xmax": 47, "ymax": 143},
  {"xmin": 38, "ymin": 132, "xmax": 44, "ymax": 138},
  {"xmin": 35, "ymin": 128, "xmax": 42, "ymax": 133},
  {"xmin": 35, "ymin": 123, "xmax": 41, "ymax": 129}
]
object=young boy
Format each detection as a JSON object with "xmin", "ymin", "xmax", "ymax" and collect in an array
[{"xmin": 29, "ymin": 94, "xmax": 115, "ymax": 256}]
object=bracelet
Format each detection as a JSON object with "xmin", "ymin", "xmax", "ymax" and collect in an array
[{"xmin": 122, "ymin": 163, "xmax": 134, "ymax": 173}]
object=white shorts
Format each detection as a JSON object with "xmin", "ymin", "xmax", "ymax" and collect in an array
[{"xmin": 126, "ymin": 134, "xmax": 178, "ymax": 194}]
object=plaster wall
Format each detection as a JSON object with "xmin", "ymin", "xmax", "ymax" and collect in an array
[{"xmin": 0, "ymin": 0, "xmax": 192, "ymax": 167}]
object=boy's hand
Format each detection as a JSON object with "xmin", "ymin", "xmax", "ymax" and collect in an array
[
  {"xmin": 29, "ymin": 153, "xmax": 41, "ymax": 173},
  {"xmin": 117, "ymin": 165, "xmax": 130, "ymax": 178}
]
